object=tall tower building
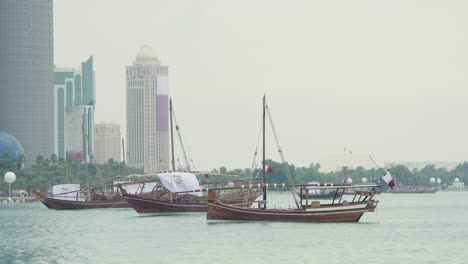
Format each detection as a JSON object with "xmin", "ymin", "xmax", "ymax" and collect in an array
[
  {"xmin": 54, "ymin": 57, "xmax": 95, "ymax": 162},
  {"xmin": 94, "ymin": 123, "xmax": 121, "ymax": 164},
  {"xmin": 0, "ymin": 0, "xmax": 54, "ymax": 166},
  {"xmin": 126, "ymin": 46, "xmax": 169, "ymax": 173}
]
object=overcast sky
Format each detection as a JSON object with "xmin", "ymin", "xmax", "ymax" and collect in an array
[{"xmin": 54, "ymin": 0, "xmax": 468, "ymax": 170}]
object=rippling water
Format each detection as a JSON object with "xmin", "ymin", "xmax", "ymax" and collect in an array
[{"xmin": 1, "ymin": 192, "xmax": 467, "ymax": 264}]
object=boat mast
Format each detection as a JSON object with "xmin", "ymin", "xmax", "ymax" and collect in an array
[
  {"xmin": 262, "ymin": 95, "xmax": 267, "ymax": 208},
  {"xmin": 82, "ymin": 110, "xmax": 90, "ymax": 202},
  {"xmin": 170, "ymin": 98, "xmax": 176, "ymax": 171}
]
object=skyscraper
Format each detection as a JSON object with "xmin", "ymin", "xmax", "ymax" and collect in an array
[
  {"xmin": 94, "ymin": 123, "xmax": 121, "ymax": 164},
  {"xmin": 0, "ymin": 0, "xmax": 54, "ymax": 166},
  {"xmin": 54, "ymin": 57, "xmax": 95, "ymax": 162},
  {"xmin": 126, "ymin": 46, "xmax": 169, "ymax": 173}
]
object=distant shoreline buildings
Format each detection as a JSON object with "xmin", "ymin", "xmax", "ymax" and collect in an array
[
  {"xmin": 0, "ymin": 0, "xmax": 55, "ymax": 166},
  {"xmin": 384, "ymin": 161, "xmax": 461, "ymax": 171},
  {"xmin": 54, "ymin": 57, "xmax": 95, "ymax": 162},
  {"xmin": 319, "ymin": 153, "xmax": 461, "ymax": 173},
  {"xmin": 126, "ymin": 46, "xmax": 169, "ymax": 173}
]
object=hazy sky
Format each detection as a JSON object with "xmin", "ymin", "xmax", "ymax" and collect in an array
[{"xmin": 54, "ymin": 0, "xmax": 468, "ymax": 170}]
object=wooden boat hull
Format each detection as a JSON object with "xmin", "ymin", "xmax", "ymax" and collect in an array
[
  {"xmin": 33, "ymin": 190, "xmax": 130, "ymax": 210},
  {"xmin": 38, "ymin": 197, "xmax": 130, "ymax": 210},
  {"xmin": 207, "ymin": 201, "xmax": 378, "ymax": 223},
  {"xmin": 123, "ymin": 191, "xmax": 262, "ymax": 214},
  {"xmin": 124, "ymin": 194, "xmax": 206, "ymax": 213}
]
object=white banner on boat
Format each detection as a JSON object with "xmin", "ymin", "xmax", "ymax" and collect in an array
[
  {"xmin": 158, "ymin": 172, "xmax": 202, "ymax": 197},
  {"xmin": 52, "ymin": 184, "xmax": 81, "ymax": 201}
]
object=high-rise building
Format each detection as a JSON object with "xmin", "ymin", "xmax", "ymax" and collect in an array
[
  {"xmin": 126, "ymin": 46, "xmax": 169, "ymax": 173},
  {"xmin": 94, "ymin": 123, "xmax": 121, "ymax": 164},
  {"xmin": 54, "ymin": 57, "xmax": 95, "ymax": 162},
  {"xmin": 0, "ymin": 0, "xmax": 54, "ymax": 166}
]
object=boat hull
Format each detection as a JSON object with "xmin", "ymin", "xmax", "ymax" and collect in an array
[
  {"xmin": 123, "ymin": 191, "xmax": 262, "ymax": 214},
  {"xmin": 207, "ymin": 201, "xmax": 378, "ymax": 223},
  {"xmin": 124, "ymin": 195, "xmax": 206, "ymax": 213},
  {"xmin": 33, "ymin": 190, "xmax": 130, "ymax": 210},
  {"xmin": 38, "ymin": 197, "xmax": 130, "ymax": 210}
]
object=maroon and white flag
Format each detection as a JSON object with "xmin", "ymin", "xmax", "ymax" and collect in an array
[{"xmin": 381, "ymin": 170, "xmax": 395, "ymax": 189}]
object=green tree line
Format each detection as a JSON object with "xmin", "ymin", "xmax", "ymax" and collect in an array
[
  {"xmin": 0, "ymin": 154, "xmax": 140, "ymax": 195},
  {"xmin": 221, "ymin": 159, "xmax": 468, "ymax": 187},
  {"xmin": 2, "ymin": 155, "xmax": 467, "ymax": 195}
]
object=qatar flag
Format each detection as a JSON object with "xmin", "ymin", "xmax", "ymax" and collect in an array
[
  {"xmin": 382, "ymin": 170, "xmax": 395, "ymax": 189},
  {"xmin": 266, "ymin": 166, "xmax": 273, "ymax": 174}
]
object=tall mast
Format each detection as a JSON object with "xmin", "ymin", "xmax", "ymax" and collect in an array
[
  {"xmin": 262, "ymin": 95, "xmax": 267, "ymax": 207},
  {"xmin": 82, "ymin": 108, "xmax": 90, "ymax": 201},
  {"xmin": 170, "ymin": 98, "xmax": 176, "ymax": 171}
]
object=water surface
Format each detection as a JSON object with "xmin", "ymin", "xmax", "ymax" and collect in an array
[{"xmin": 1, "ymin": 192, "xmax": 466, "ymax": 264}]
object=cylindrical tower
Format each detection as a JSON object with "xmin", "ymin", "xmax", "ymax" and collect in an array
[{"xmin": 0, "ymin": 0, "xmax": 55, "ymax": 166}]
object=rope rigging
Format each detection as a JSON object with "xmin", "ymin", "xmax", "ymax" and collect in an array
[
  {"xmin": 265, "ymin": 104, "xmax": 301, "ymax": 209},
  {"xmin": 171, "ymin": 103, "xmax": 191, "ymax": 171}
]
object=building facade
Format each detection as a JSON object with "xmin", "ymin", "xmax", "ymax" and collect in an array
[
  {"xmin": 94, "ymin": 123, "xmax": 121, "ymax": 164},
  {"xmin": 0, "ymin": 0, "xmax": 55, "ymax": 166},
  {"xmin": 54, "ymin": 56, "xmax": 95, "ymax": 162},
  {"xmin": 126, "ymin": 46, "xmax": 169, "ymax": 173}
]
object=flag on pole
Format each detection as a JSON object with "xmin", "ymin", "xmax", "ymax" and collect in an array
[{"xmin": 381, "ymin": 170, "xmax": 395, "ymax": 189}]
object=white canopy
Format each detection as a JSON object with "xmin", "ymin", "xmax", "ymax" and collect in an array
[
  {"xmin": 158, "ymin": 172, "xmax": 202, "ymax": 197},
  {"xmin": 52, "ymin": 184, "xmax": 81, "ymax": 201}
]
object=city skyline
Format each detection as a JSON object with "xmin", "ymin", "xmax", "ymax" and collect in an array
[{"xmin": 52, "ymin": 1, "xmax": 468, "ymax": 170}]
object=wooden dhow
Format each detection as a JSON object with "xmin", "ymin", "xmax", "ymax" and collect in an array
[
  {"xmin": 32, "ymin": 180, "xmax": 159, "ymax": 210},
  {"xmin": 206, "ymin": 96, "xmax": 382, "ymax": 223},
  {"xmin": 207, "ymin": 184, "xmax": 379, "ymax": 223},
  {"xmin": 120, "ymin": 173, "xmax": 262, "ymax": 214},
  {"xmin": 33, "ymin": 189, "xmax": 130, "ymax": 210}
]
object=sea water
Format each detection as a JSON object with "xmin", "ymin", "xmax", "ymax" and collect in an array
[{"xmin": 0, "ymin": 192, "xmax": 467, "ymax": 264}]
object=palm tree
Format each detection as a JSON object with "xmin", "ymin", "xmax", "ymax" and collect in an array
[
  {"xmin": 50, "ymin": 154, "xmax": 58, "ymax": 169},
  {"xmin": 36, "ymin": 155, "xmax": 44, "ymax": 167}
]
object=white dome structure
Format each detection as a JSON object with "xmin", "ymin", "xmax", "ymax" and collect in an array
[{"xmin": 135, "ymin": 46, "xmax": 159, "ymax": 65}]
